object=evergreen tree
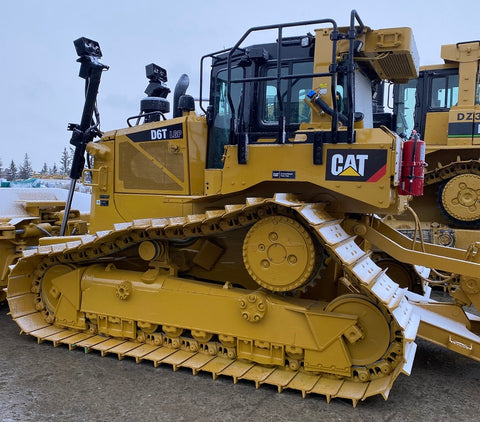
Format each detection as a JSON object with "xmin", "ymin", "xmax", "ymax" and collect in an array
[
  {"xmin": 18, "ymin": 153, "xmax": 33, "ymax": 180},
  {"xmin": 59, "ymin": 147, "xmax": 72, "ymax": 176},
  {"xmin": 40, "ymin": 162, "xmax": 48, "ymax": 176},
  {"xmin": 0, "ymin": 158, "xmax": 3, "ymax": 179},
  {"xmin": 5, "ymin": 160, "xmax": 18, "ymax": 181},
  {"xmin": 50, "ymin": 163, "xmax": 58, "ymax": 176}
]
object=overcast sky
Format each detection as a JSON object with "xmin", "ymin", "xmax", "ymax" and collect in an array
[{"xmin": 1, "ymin": 0, "xmax": 478, "ymax": 170}]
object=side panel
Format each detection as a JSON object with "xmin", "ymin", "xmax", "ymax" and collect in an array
[
  {"xmin": 185, "ymin": 115, "xmax": 208, "ymax": 195},
  {"xmin": 88, "ymin": 115, "xmax": 207, "ymax": 231},
  {"xmin": 113, "ymin": 194, "xmax": 195, "ymax": 223},
  {"xmin": 447, "ymin": 108, "xmax": 476, "ymax": 145},
  {"xmin": 115, "ymin": 120, "xmax": 190, "ymax": 195},
  {"xmin": 424, "ymin": 112, "xmax": 449, "ymax": 146},
  {"xmin": 475, "ymin": 105, "xmax": 480, "ymax": 145},
  {"xmin": 217, "ymin": 128, "xmax": 400, "ymax": 212}
]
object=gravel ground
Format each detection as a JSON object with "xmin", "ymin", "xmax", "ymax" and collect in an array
[{"xmin": 1, "ymin": 301, "xmax": 479, "ymax": 422}]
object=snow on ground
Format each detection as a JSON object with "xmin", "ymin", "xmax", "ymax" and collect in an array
[{"xmin": 0, "ymin": 179, "xmax": 92, "ymax": 218}]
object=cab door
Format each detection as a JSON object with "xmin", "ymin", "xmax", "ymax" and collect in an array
[{"xmin": 424, "ymin": 69, "xmax": 461, "ymax": 146}]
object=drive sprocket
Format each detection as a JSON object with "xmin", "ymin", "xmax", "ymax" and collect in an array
[
  {"xmin": 242, "ymin": 215, "xmax": 319, "ymax": 292},
  {"xmin": 439, "ymin": 174, "xmax": 480, "ymax": 227}
]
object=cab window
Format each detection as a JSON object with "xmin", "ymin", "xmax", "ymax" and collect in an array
[
  {"xmin": 396, "ymin": 79, "xmax": 417, "ymax": 135},
  {"xmin": 207, "ymin": 66, "xmax": 243, "ymax": 169},
  {"xmin": 430, "ymin": 74, "xmax": 459, "ymax": 108},
  {"xmin": 262, "ymin": 61, "xmax": 313, "ymax": 125}
]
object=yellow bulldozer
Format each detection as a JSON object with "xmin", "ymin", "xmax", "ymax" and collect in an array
[
  {"xmin": 0, "ymin": 189, "xmax": 87, "ymax": 303},
  {"xmin": 375, "ymin": 40, "xmax": 480, "ymax": 248},
  {"xmin": 6, "ymin": 11, "xmax": 480, "ymax": 406},
  {"xmin": 371, "ymin": 40, "xmax": 480, "ymax": 292}
]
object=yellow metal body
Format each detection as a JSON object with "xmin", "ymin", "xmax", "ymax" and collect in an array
[
  {"xmin": 420, "ymin": 42, "xmax": 480, "ymax": 148},
  {"xmin": 392, "ymin": 41, "xmax": 480, "ymax": 233},
  {"xmin": 6, "ymin": 15, "xmax": 480, "ymax": 406},
  {"xmin": 84, "ymin": 24, "xmax": 419, "ymax": 233},
  {"xmin": 0, "ymin": 190, "xmax": 87, "ymax": 302},
  {"xmin": 87, "ymin": 120, "xmax": 406, "ymax": 234}
]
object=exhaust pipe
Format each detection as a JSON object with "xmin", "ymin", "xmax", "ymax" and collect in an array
[{"xmin": 173, "ymin": 74, "xmax": 190, "ymax": 118}]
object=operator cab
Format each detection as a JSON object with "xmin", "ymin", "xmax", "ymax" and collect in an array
[
  {"xmin": 392, "ymin": 68, "xmax": 461, "ymax": 138},
  {"xmin": 201, "ymin": 12, "xmax": 413, "ymax": 170},
  {"xmin": 386, "ymin": 41, "xmax": 480, "ymax": 144},
  {"xmin": 204, "ymin": 37, "xmax": 316, "ymax": 169}
]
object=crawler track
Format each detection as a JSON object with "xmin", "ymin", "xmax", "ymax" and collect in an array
[
  {"xmin": 423, "ymin": 158, "xmax": 480, "ymax": 186},
  {"xmin": 7, "ymin": 194, "xmax": 419, "ymax": 406}
]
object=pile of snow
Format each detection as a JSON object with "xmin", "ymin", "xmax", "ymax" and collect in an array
[
  {"xmin": 0, "ymin": 186, "xmax": 91, "ymax": 218},
  {"xmin": 37, "ymin": 178, "xmax": 92, "ymax": 194}
]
